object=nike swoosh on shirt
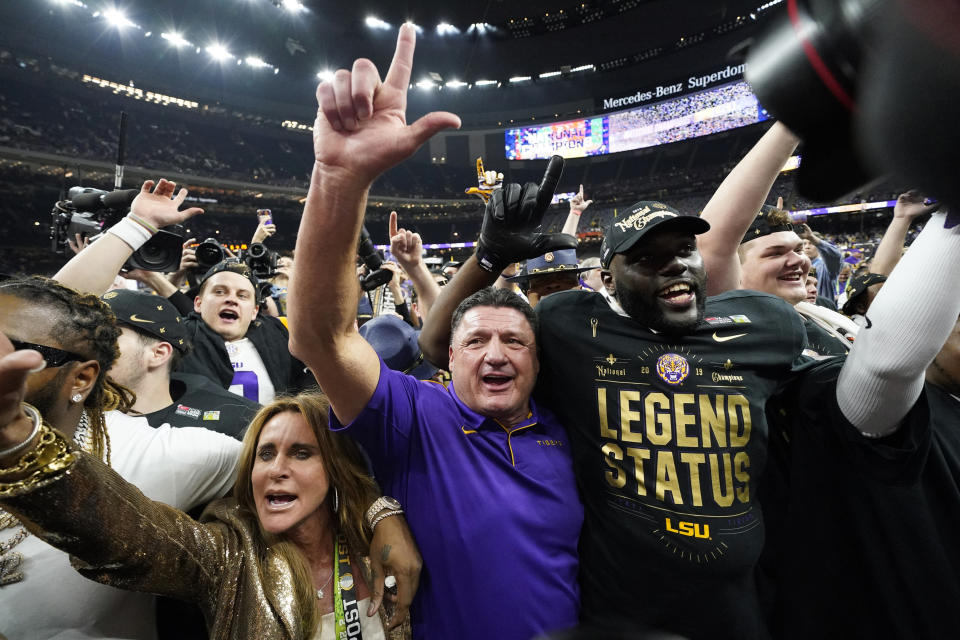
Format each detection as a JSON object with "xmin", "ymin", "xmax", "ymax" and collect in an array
[
  {"xmin": 129, "ymin": 314, "xmax": 155, "ymax": 323},
  {"xmin": 712, "ymin": 332, "xmax": 747, "ymax": 342}
]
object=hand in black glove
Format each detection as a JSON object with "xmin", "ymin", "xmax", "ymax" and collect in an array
[{"xmin": 475, "ymin": 155, "xmax": 579, "ymax": 273}]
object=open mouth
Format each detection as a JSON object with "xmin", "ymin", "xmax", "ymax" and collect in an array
[
  {"xmin": 481, "ymin": 373, "xmax": 513, "ymax": 390},
  {"xmin": 656, "ymin": 282, "xmax": 695, "ymax": 308},
  {"xmin": 219, "ymin": 309, "xmax": 239, "ymax": 322},
  {"xmin": 266, "ymin": 494, "xmax": 297, "ymax": 510},
  {"xmin": 778, "ymin": 272, "xmax": 804, "ymax": 285}
]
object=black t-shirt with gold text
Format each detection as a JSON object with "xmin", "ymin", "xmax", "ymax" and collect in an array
[{"xmin": 536, "ymin": 289, "xmax": 807, "ymax": 640}]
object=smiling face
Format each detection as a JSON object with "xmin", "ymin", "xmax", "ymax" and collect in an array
[
  {"xmin": 448, "ymin": 306, "xmax": 538, "ymax": 427},
  {"xmin": 194, "ymin": 271, "xmax": 259, "ymax": 341},
  {"xmin": 603, "ymin": 229, "xmax": 707, "ymax": 334},
  {"xmin": 739, "ymin": 231, "xmax": 812, "ymax": 304},
  {"xmin": 251, "ymin": 411, "xmax": 330, "ymax": 537}
]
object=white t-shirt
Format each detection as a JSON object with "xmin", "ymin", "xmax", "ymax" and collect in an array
[
  {"xmin": 0, "ymin": 411, "xmax": 241, "ymax": 640},
  {"xmin": 226, "ymin": 337, "xmax": 276, "ymax": 404}
]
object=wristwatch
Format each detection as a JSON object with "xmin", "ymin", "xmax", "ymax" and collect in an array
[{"xmin": 365, "ymin": 496, "xmax": 402, "ymax": 527}]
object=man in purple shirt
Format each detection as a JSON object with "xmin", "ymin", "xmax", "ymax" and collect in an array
[{"xmin": 287, "ymin": 26, "xmax": 582, "ymax": 640}]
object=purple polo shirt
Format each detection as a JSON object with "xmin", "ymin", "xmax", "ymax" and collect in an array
[{"xmin": 330, "ymin": 359, "xmax": 582, "ymax": 640}]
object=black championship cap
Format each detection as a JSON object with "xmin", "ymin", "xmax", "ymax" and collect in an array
[
  {"xmin": 101, "ymin": 290, "xmax": 190, "ymax": 353},
  {"xmin": 201, "ymin": 260, "xmax": 259, "ymax": 290},
  {"xmin": 740, "ymin": 205, "xmax": 795, "ymax": 244},
  {"xmin": 842, "ymin": 272, "xmax": 887, "ymax": 315},
  {"xmin": 600, "ymin": 201, "xmax": 710, "ymax": 268}
]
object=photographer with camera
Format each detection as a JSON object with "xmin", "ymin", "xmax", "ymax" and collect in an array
[{"xmin": 54, "ymin": 179, "xmax": 313, "ymax": 405}]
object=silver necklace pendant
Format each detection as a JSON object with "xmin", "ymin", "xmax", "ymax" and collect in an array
[{"xmin": 316, "ymin": 588, "xmax": 324, "ymax": 599}]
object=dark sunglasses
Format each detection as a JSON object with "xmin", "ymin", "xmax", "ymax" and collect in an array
[{"xmin": 8, "ymin": 338, "xmax": 87, "ymax": 368}]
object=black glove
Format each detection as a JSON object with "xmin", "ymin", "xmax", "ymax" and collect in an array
[{"xmin": 474, "ymin": 155, "xmax": 579, "ymax": 273}]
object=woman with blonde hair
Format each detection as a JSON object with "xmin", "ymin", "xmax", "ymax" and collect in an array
[{"xmin": 0, "ymin": 354, "xmax": 412, "ymax": 640}]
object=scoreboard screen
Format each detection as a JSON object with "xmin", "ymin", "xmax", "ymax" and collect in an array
[
  {"xmin": 503, "ymin": 81, "xmax": 769, "ymax": 160},
  {"xmin": 505, "ymin": 117, "xmax": 609, "ymax": 160}
]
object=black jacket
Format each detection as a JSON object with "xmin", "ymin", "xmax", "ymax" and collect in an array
[{"xmin": 176, "ymin": 311, "xmax": 315, "ymax": 396}]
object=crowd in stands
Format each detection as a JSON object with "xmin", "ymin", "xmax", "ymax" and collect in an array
[{"xmin": 2, "ymin": 23, "xmax": 959, "ymax": 640}]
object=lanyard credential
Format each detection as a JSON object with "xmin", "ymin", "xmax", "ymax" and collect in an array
[{"xmin": 333, "ymin": 532, "xmax": 363, "ymax": 640}]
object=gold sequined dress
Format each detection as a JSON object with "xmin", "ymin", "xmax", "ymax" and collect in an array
[{"xmin": 2, "ymin": 448, "xmax": 407, "ymax": 640}]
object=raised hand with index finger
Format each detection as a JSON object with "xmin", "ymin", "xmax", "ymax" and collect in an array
[{"xmin": 313, "ymin": 25, "xmax": 461, "ymax": 185}]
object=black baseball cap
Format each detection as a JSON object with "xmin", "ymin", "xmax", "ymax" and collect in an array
[
  {"xmin": 201, "ymin": 260, "xmax": 259, "ymax": 291},
  {"xmin": 600, "ymin": 201, "xmax": 710, "ymax": 268},
  {"xmin": 740, "ymin": 205, "xmax": 795, "ymax": 244},
  {"xmin": 842, "ymin": 272, "xmax": 887, "ymax": 315},
  {"xmin": 101, "ymin": 290, "xmax": 190, "ymax": 353}
]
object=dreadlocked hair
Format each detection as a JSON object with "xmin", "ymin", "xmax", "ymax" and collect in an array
[{"xmin": 0, "ymin": 276, "xmax": 135, "ymax": 464}]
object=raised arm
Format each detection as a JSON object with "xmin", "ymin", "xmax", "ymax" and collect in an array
[
  {"xmin": 560, "ymin": 184, "xmax": 592, "ymax": 236},
  {"xmin": 286, "ymin": 25, "xmax": 460, "ymax": 424},
  {"xmin": 419, "ymin": 256, "xmax": 500, "ymax": 369},
  {"xmin": 869, "ymin": 191, "xmax": 939, "ymax": 276},
  {"xmin": 0, "ymin": 334, "xmax": 225, "ymax": 605},
  {"xmin": 698, "ymin": 121, "xmax": 800, "ymax": 295},
  {"xmin": 419, "ymin": 158, "xmax": 573, "ymax": 368},
  {"xmin": 837, "ymin": 212, "xmax": 960, "ymax": 436},
  {"xmin": 54, "ymin": 179, "xmax": 203, "ymax": 295},
  {"xmin": 388, "ymin": 210, "xmax": 440, "ymax": 322}
]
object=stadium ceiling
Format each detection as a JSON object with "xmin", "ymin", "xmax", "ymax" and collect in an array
[{"xmin": 3, "ymin": 0, "xmax": 773, "ymax": 113}]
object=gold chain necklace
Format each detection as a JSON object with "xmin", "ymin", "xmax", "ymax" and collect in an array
[{"xmin": 0, "ymin": 411, "xmax": 96, "ymax": 587}]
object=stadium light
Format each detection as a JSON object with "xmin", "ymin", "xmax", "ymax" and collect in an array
[
  {"xmin": 365, "ymin": 16, "xmax": 391, "ymax": 30},
  {"xmin": 316, "ymin": 69, "xmax": 335, "ymax": 82},
  {"xmin": 539, "ymin": 71, "xmax": 561, "ymax": 78},
  {"xmin": 103, "ymin": 8, "xmax": 137, "ymax": 29},
  {"xmin": 436, "ymin": 22, "xmax": 460, "ymax": 35},
  {"xmin": 161, "ymin": 31, "xmax": 191, "ymax": 47},
  {"xmin": 570, "ymin": 64, "xmax": 595, "ymax": 72},
  {"xmin": 445, "ymin": 80, "xmax": 468, "ymax": 88},
  {"xmin": 475, "ymin": 79, "xmax": 497, "ymax": 86},
  {"xmin": 51, "ymin": 0, "xmax": 88, "ymax": 7},
  {"xmin": 244, "ymin": 56, "xmax": 269, "ymax": 68},
  {"xmin": 206, "ymin": 43, "xmax": 234, "ymax": 62},
  {"xmin": 468, "ymin": 22, "xmax": 492, "ymax": 33},
  {"xmin": 415, "ymin": 79, "xmax": 435, "ymax": 90},
  {"xmin": 406, "ymin": 21, "xmax": 424, "ymax": 34},
  {"xmin": 282, "ymin": 0, "xmax": 306, "ymax": 13},
  {"xmin": 509, "ymin": 76, "xmax": 531, "ymax": 83}
]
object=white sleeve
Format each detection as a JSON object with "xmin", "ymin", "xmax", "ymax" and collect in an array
[
  {"xmin": 837, "ymin": 213, "xmax": 960, "ymax": 436},
  {"xmin": 154, "ymin": 425, "xmax": 242, "ymax": 509}
]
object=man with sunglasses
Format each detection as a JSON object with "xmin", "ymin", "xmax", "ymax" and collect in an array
[{"xmin": 0, "ymin": 275, "xmax": 241, "ymax": 640}]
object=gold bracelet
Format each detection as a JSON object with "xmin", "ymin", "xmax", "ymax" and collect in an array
[
  {"xmin": 0, "ymin": 424, "xmax": 75, "ymax": 488},
  {"xmin": 0, "ymin": 450, "xmax": 77, "ymax": 499},
  {"xmin": 0, "ymin": 427, "xmax": 58, "ymax": 477}
]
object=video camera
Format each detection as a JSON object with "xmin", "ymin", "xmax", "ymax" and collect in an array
[
  {"xmin": 357, "ymin": 226, "xmax": 393, "ymax": 292},
  {"xmin": 50, "ymin": 187, "xmax": 185, "ymax": 272},
  {"xmin": 243, "ymin": 242, "xmax": 279, "ymax": 280},
  {"xmin": 746, "ymin": 0, "xmax": 960, "ymax": 212},
  {"xmin": 193, "ymin": 238, "xmax": 280, "ymax": 280}
]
